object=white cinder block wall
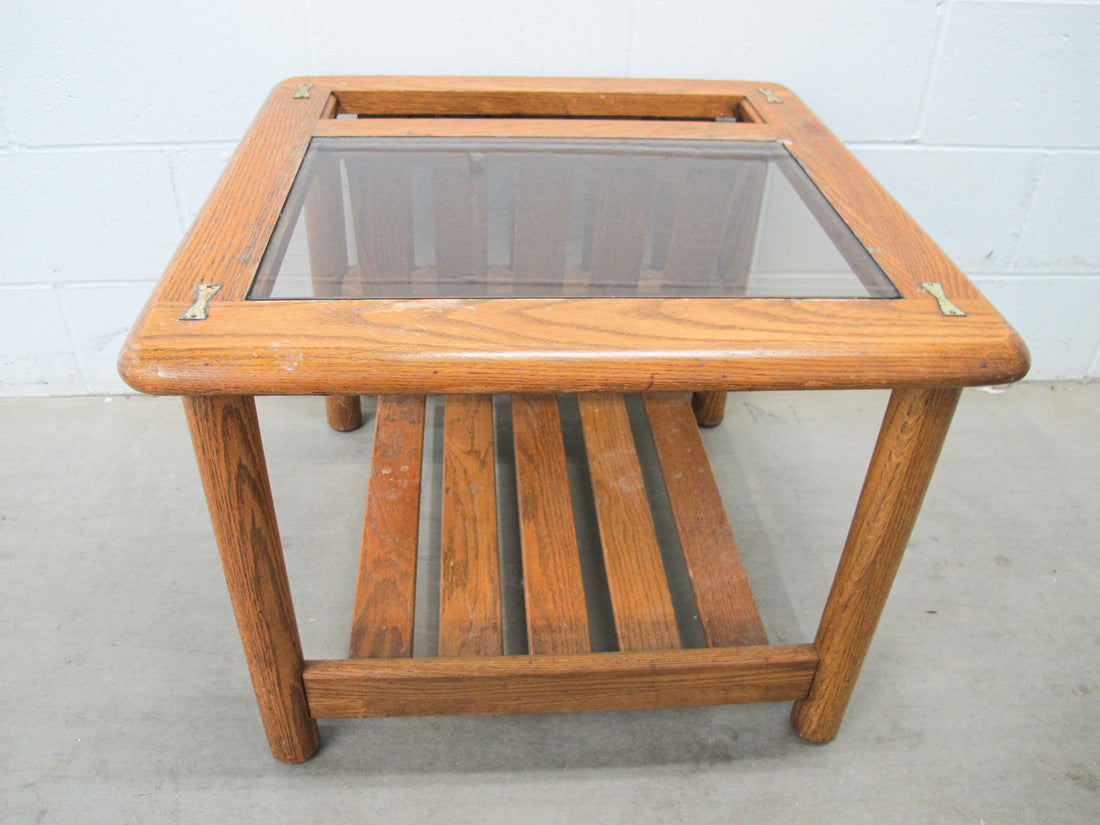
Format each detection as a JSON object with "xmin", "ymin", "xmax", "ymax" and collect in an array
[{"xmin": 2, "ymin": 0, "xmax": 1097, "ymax": 395}]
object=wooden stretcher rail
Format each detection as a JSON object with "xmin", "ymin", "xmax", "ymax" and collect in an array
[{"xmin": 304, "ymin": 645, "xmax": 819, "ymax": 718}]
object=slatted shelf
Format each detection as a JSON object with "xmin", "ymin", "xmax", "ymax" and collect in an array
[{"xmin": 344, "ymin": 391, "xmax": 770, "ymax": 674}]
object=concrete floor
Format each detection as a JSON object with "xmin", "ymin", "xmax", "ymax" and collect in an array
[{"xmin": 1, "ymin": 384, "xmax": 1097, "ymax": 824}]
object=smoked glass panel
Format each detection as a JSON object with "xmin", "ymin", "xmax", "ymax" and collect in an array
[{"xmin": 251, "ymin": 138, "xmax": 897, "ymax": 300}]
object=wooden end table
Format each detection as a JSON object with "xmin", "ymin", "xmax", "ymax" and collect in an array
[{"xmin": 119, "ymin": 77, "xmax": 1029, "ymax": 763}]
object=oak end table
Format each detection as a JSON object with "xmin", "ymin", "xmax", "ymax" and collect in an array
[{"xmin": 119, "ymin": 77, "xmax": 1029, "ymax": 763}]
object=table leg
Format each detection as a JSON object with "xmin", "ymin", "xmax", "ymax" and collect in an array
[
  {"xmin": 184, "ymin": 395, "xmax": 320, "ymax": 763},
  {"xmin": 790, "ymin": 387, "xmax": 961, "ymax": 743},
  {"xmin": 692, "ymin": 391, "xmax": 727, "ymax": 427},
  {"xmin": 325, "ymin": 395, "xmax": 363, "ymax": 432}
]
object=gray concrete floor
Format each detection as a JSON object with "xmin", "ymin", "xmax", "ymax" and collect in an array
[{"xmin": 1, "ymin": 384, "xmax": 1097, "ymax": 824}]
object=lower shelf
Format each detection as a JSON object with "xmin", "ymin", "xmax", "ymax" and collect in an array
[{"xmin": 335, "ymin": 391, "xmax": 786, "ymax": 718}]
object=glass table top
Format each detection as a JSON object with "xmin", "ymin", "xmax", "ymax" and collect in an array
[{"xmin": 252, "ymin": 137, "xmax": 897, "ymax": 301}]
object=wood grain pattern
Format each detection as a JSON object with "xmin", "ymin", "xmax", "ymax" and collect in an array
[
  {"xmin": 439, "ymin": 394, "xmax": 503, "ymax": 657},
  {"xmin": 119, "ymin": 297, "xmax": 1030, "ymax": 396},
  {"xmin": 304, "ymin": 644, "xmax": 818, "ymax": 717},
  {"xmin": 643, "ymin": 393, "xmax": 768, "ymax": 647},
  {"xmin": 183, "ymin": 395, "xmax": 319, "ymax": 763},
  {"xmin": 790, "ymin": 387, "xmax": 961, "ymax": 743},
  {"xmin": 121, "ymin": 76, "xmax": 1029, "ymax": 401},
  {"xmin": 349, "ymin": 395, "xmax": 426, "ymax": 659},
  {"xmin": 511, "ymin": 394, "xmax": 591, "ymax": 654},
  {"xmin": 160, "ymin": 82, "xmax": 329, "ymax": 302},
  {"xmin": 576, "ymin": 394, "xmax": 681, "ymax": 651}
]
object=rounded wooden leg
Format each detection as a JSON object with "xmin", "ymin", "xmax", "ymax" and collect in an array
[
  {"xmin": 326, "ymin": 395, "xmax": 363, "ymax": 432},
  {"xmin": 184, "ymin": 395, "xmax": 321, "ymax": 763},
  {"xmin": 791, "ymin": 387, "xmax": 961, "ymax": 743},
  {"xmin": 691, "ymin": 391, "xmax": 727, "ymax": 427}
]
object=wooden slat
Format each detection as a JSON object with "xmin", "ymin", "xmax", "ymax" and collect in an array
[
  {"xmin": 348, "ymin": 395, "xmax": 426, "ymax": 658},
  {"xmin": 642, "ymin": 393, "xmax": 768, "ymax": 647},
  {"xmin": 303, "ymin": 644, "xmax": 818, "ymax": 717},
  {"xmin": 439, "ymin": 395, "xmax": 503, "ymax": 656},
  {"xmin": 511, "ymin": 158, "xmax": 572, "ymax": 294},
  {"xmin": 347, "ymin": 162, "xmax": 415, "ymax": 296},
  {"xmin": 576, "ymin": 394, "xmax": 680, "ymax": 651},
  {"xmin": 511, "ymin": 394, "xmax": 591, "ymax": 654},
  {"xmin": 585, "ymin": 163, "xmax": 652, "ymax": 294},
  {"xmin": 715, "ymin": 159, "xmax": 768, "ymax": 292},
  {"xmin": 661, "ymin": 165, "xmax": 740, "ymax": 293},
  {"xmin": 433, "ymin": 160, "xmax": 488, "ymax": 295}
]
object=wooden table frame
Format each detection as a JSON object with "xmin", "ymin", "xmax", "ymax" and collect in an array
[{"xmin": 120, "ymin": 78, "xmax": 1028, "ymax": 763}]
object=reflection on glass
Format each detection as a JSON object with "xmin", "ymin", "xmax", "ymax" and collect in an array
[{"xmin": 252, "ymin": 138, "xmax": 896, "ymax": 300}]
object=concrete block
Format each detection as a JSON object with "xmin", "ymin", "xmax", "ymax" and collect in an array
[
  {"xmin": 0, "ymin": 150, "xmax": 181, "ymax": 285},
  {"xmin": 974, "ymin": 274, "xmax": 1100, "ymax": 380},
  {"xmin": 631, "ymin": 0, "xmax": 941, "ymax": 142},
  {"xmin": 309, "ymin": 0, "xmax": 633, "ymax": 77},
  {"xmin": 169, "ymin": 147, "xmax": 235, "ymax": 225},
  {"xmin": 0, "ymin": 98, "xmax": 10, "ymax": 147},
  {"xmin": 59, "ymin": 283, "xmax": 156, "ymax": 395},
  {"xmin": 1015, "ymin": 153, "xmax": 1100, "ymax": 272},
  {"xmin": 852, "ymin": 146, "xmax": 1043, "ymax": 272},
  {"xmin": 2, "ymin": 1, "xmax": 308, "ymax": 146},
  {"xmin": 0, "ymin": 288, "xmax": 82, "ymax": 396},
  {"xmin": 922, "ymin": 2, "xmax": 1100, "ymax": 148}
]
